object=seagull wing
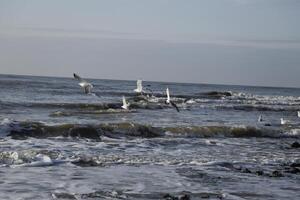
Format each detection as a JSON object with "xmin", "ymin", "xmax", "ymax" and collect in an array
[
  {"xmin": 73, "ymin": 73, "xmax": 86, "ymax": 83},
  {"xmin": 74, "ymin": 73, "xmax": 93, "ymax": 94},
  {"xmin": 137, "ymin": 80, "xmax": 142, "ymax": 91},
  {"xmin": 122, "ymin": 96, "xmax": 127, "ymax": 106},
  {"xmin": 166, "ymin": 88, "xmax": 170, "ymax": 102},
  {"xmin": 184, "ymin": 98, "xmax": 191, "ymax": 103},
  {"xmin": 170, "ymin": 101, "xmax": 180, "ymax": 112},
  {"xmin": 84, "ymin": 84, "xmax": 93, "ymax": 94}
]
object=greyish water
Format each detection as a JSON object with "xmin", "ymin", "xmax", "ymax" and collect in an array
[{"xmin": 0, "ymin": 74, "xmax": 299, "ymax": 200}]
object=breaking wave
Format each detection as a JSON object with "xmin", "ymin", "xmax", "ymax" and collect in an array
[{"xmin": 1, "ymin": 121, "xmax": 299, "ymax": 140}]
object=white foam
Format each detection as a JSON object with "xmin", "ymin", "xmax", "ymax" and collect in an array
[
  {"xmin": 185, "ymin": 99, "xmax": 196, "ymax": 104},
  {"xmin": 230, "ymin": 92, "xmax": 300, "ymax": 106},
  {"xmin": 0, "ymin": 151, "xmax": 22, "ymax": 165},
  {"xmin": 284, "ymin": 129, "xmax": 300, "ymax": 136},
  {"xmin": 19, "ymin": 154, "xmax": 53, "ymax": 167},
  {"xmin": 0, "ymin": 118, "xmax": 11, "ymax": 125}
]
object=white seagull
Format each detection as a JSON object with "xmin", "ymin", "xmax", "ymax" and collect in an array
[
  {"xmin": 134, "ymin": 80, "xmax": 143, "ymax": 94},
  {"xmin": 121, "ymin": 96, "xmax": 130, "ymax": 110},
  {"xmin": 297, "ymin": 111, "xmax": 300, "ymax": 118},
  {"xmin": 258, "ymin": 115, "xmax": 263, "ymax": 122},
  {"xmin": 165, "ymin": 87, "xmax": 179, "ymax": 112},
  {"xmin": 280, "ymin": 118, "xmax": 290, "ymax": 125},
  {"xmin": 73, "ymin": 73, "xmax": 93, "ymax": 94}
]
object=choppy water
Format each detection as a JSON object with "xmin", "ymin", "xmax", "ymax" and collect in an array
[{"xmin": 0, "ymin": 74, "xmax": 299, "ymax": 200}]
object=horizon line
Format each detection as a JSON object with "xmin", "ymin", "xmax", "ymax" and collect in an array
[{"xmin": 0, "ymin": 72, "xmax": 299, "ymax": 90}]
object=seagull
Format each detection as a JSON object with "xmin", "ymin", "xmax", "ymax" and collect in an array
[
  {"xmin": 121, "ymin": 96, "xmax": 130, "ymax": 110},
  {"xmin": 258, "ymin": 115, "xmax": 263, "ymax": 122},
  {"xmin": 134, "ymin": 80, "xmax": 143, "ymax": 94},
  {"xmin": 73, "ymin": 73, "xmax": 93, "ymax": 94},
  {"xmin": 165, "ymin": 87, "xmax": 180, "ymax": 112},
  {"xmin": 297, "ymin": 111, "xmax": 300, "ymax": 118},
  {"xmin": 280, "ymin": 118, "xmax": 290, "ymax": 125}
]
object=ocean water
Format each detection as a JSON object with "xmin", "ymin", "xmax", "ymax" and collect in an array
[{"xmin": 0, "ymin": 74, "xmax": 299, "ymax": 200}]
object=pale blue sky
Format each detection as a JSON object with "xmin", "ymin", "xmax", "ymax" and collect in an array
[{"xmin": 0, "ymin": 0, "xmax": 300, "ymax": 87}]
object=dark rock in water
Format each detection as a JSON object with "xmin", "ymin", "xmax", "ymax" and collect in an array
[
  {"xmin": 204, "ymin": 91, "xmax": 232, "ymax": 97},
  {"xmin": 264, "ymin": 123, "xmax": 272, "ymax": 127},
  {"xmin": 163, "ymin": 194, "xmax": 177, "ymax": 200},
  {"xmin": 285, "ymin": 167, "xmax": 300, "ymax": 174},
  {"xmin": 80, "ymin": 190, "xmax": 127, "ymax": 199},
  {"xmin": 71, "ymin": 157, "xmax": 100, "ymax": 167},
  {"xmin": 270, "ymin": 170, "xmax": 284, "ymax": 177},
  {"xmin": 241, "ymin": 168, "xmax": 252, "ymax": 173},
  {"xmin": 179, "ymin": 194, "xmax": 191, "ymax": 200},
  {"xmin": 290, "ymin": 163, "xmax": 300, "ymax": 168},
  {"xmin": 255, "ymin": 170, "xmax": 264, "ymax": 176},
  {"xmin": 291, "ymin": 142, "xmax": 300, "ymax": 148},
  {"xmin": 284, "ymin": 162, "xmax": 300, "ymax": 174},
  {"xmin": 163, "ymin": 193, "xmax": 190, "ymax": 200},
  {"xmin": 68, "ymin": 127, "xmax": 101, "ymax": 141},
  {"xmin": 52, "ymin": 192, "xmax": 77, "ymax": 199}
]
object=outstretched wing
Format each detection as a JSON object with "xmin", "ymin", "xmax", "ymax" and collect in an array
[
  {"xmin": 184, "ymin": 98, "xmax": 191, "ymax": 103},
  {"xmin": 166, "ymin": 88, "xmax": 170, "ymax": 102},
  {"xmin": 73, "ymin": 73, "xmax": 85, "ymax": 82},
  {"xmin": 84, "ymin": 84, "xmax": 92, "ymax": 94},
  {"xmin": 170, "ymin": 101, "xmax": 180, "ymax": 112},
  {"xmin": 122, "ymin": 96, "xmax": 127, "ymax": 106},
  {"xmin": 137, "ymin": 80, "xmax": 142, "ymax": 90}
]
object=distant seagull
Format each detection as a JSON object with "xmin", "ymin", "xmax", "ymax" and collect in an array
[
  {"xmin": 258, "ymin": 115, "xmax": 263, "ymax": 122},
  {"xmin": 165, "ymin": 87, "xmax": 180, "ymax": 112},
  {"xmin": 297, "ymin": 111, "xmax": 300, "ymax": 118},
  {"xmin": 134, "ymin": 80, "xmax": 143, "ymax": 94},
  {"xmin": 280, "ymin": 118, "xmax": 290, "ymax": 125},
  {"xmin": 121, "ymin": 96, "xmax": 130, "ymax": 110},
  {"xmin": 73, "ymin": 73, "xmax": 93, "ymax": 94}
]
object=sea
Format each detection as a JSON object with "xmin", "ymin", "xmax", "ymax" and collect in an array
[{"xmin": 0, "ymin": 74, "xmax": 299, "ymax": 200}]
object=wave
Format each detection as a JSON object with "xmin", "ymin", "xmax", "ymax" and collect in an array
[
  {"xmin": 230, "ymin": 92, "xmax": 300, "ymax": 106},
  {"xmin": 0, "ymin": 149, "xmax": 63, "ymax": 167},
  {"xmin": 1, "ymin": 121, "xmax": 299, "ymax": 140},
  {"xmin": 2, "ymin": 90, "xmax": 299, "ymax": 113},
  {"xmin": 0, "ymin": 97, "xmax": 171, "ymax": 111},
  {"xmin": 214, "ymin": 104, "xmax": 300, "ymax": 112},
  {"xmin": 164, "ymin": 125, "xmax": 287, "ymax": 138},
  {"xmin": 4, "ymin": 122, "xmax": 164, "ymax": 140}
]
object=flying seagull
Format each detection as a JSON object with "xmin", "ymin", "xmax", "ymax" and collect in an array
[
  {"xmin": 121, "ymin": 96, "xmax": 130, "ymax": 110},
  {"xmin": 134, "ymin": 80, "xmax": 143, "ymax": 94},
  {"xmin": 165, "ymin": 87, "xmax": 180, "ymax": 112},
  {"xmin": 258, "ymin": 115, "xmax": 263, "ymax": 122},
  {"xmin": 297, "ymin": 111, "xmax": 300, "ymax": 118},
  {"xmin": 73, "ymin": 73, "xmax": 93, "ymax": 94}
]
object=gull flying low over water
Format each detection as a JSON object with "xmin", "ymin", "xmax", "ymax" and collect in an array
[
  {"xmin": 165, "ymin": 87, "xmax": 180, "ymax": 112},
  {"xmin": 73, "ymin": 73, "xmax": 94, "ymax": 94},
  {"xmin": 121, "ymin": 96, "xmax": 130, "ymax": 110},
  {"xmin": 258, "ymin": 115, "xmax": 263, "ymax": 122},
  {"xmin": 134, "ymin": 80, "xmax": 143, "ymax": 94}
]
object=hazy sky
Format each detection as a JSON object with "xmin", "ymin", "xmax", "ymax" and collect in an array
[{"xmin": 0, "ymin": 0, "xmax": 300, "ymax": 87}]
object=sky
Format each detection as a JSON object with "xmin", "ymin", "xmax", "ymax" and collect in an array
[{"xmin": 0, "ymin": 0, "xmax": 300, "ymax": 87}]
